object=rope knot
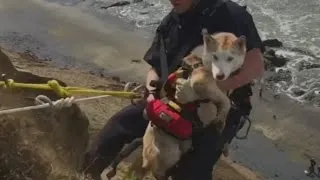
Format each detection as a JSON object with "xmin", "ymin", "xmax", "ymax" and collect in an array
[
  {"xmin": 1, "ymin": 74, "xmax": 15, "ymax": 88},
  {"xmin": 47, "ymin": 80, "xmax": 70, "ymax": 98},
  {"xmin": 6, "ymin": 79, "xmax": 15, "ymax": 88},
  {"xmin": 35, "ymin": 95, "xmax": 75, "ymax": 109}
]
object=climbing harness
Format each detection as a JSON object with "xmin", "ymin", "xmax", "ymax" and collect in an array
[
  {"xmin": 146, "ymin": 58, "xmax": 212, "ymax": 140},
  {"xmin": 227, "ymin": 101, "xmax": 252, "ymax": 140},
  {"xmin": 235, "ymin": 115, "xmax": 252, "ymax": 140}
]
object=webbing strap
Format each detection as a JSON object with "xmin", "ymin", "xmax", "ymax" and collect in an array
[{"xmin": 159, "ymin": 34, "xmax": 169, "ymax": 82}]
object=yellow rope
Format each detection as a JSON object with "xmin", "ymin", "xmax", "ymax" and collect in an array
[{"xmin": 0, "ymin": 79, "xmax": 142, "ymax": 99}]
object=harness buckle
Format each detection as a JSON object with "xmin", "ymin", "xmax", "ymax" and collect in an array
[{"xmin": 235, "ymin": 115, "xmax": 252, "ymax": 140}]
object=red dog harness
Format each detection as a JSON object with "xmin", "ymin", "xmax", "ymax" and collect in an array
[
  {"xmin": 145, "ymin": 98, "xmax": 194, "ymax": 140},
  {"xmin": 145, "ymin": 65, "xmax": 209, "ymax": 140}
]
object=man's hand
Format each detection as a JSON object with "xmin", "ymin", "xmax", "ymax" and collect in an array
[
  {"xmin": 175, "ymin": 78, "xmax": 198, "ymax": 104},
  {"xmin": 146, "ymin": 93, "xmax": 156, "ymax": 103},
  {"xmin": 146, "ymin": 68, "xmax": 160, "ymax": 92}
]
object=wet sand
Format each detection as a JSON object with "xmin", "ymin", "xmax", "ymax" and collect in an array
[{"xmin": 0, "ymin": 0, "xmax": 320, "ymax": 179}]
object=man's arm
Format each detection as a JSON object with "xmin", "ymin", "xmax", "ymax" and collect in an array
[
  {"xmin": 143, "ymin": 10, "xmax": 175, "ymax": 93},
  {"xmin": 218, "ymin": 12, "xmax": 264, "ymax": 91},
  {"xmin": 143, "ymin": 28, "xmax": 162, "ymax": 93}
]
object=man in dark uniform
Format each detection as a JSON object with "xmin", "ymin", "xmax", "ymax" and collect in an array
[{"xmin": 82, "ymin": 0, "xmax": 264, "ymax": 179}]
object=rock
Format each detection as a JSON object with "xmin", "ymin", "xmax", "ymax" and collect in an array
[
  {"xmin": 297, "ymin": 60, "xmax": 320, "ymax": 71},
  {"xmin": 112, "ymin": 76, "xmax": 121, "ymax": 82},
  {"xmin": 139, "ymin": 9, "xmax": 149, "ymax": 15},
  {"xmin": 291, "ymin": 87, "xmax": 306, "ymax": 97},
  {"xmin": 285, "ymin": 47, "xmax": 320, "ymax": 60},
  {"xmin": 273, "ymin": 94, "xmax": 280, "ymax": 99},
  {"xmin": 101, "ymin": 1, "xmax": 130, "ymax": 9},
  {"xmin": 0, "ymin": 48, "xmax": 16, "ymax": 74},
  {"xmin": 262, "ymin": 39, "xmax": 283, "ymax": 48},
  {"xmin": 303, "ymin": 93, "xmax": 317, "ymax": 102},
  {"xmin": 0, "ymin": 49, "xmax": 66, "ymax": 87},
  {"xmin": 0, "ymin": 49, "xmax": 90, "ymax": 179},
  {"xmin": 266, "ymin": 69, "xmax": 292, "ymax": 83},
  {"xmin": 141, "ymin": 2, "xmax": 154, "ymax": 8},
  {"xmin": 263, "ymin": 48, "xmax": 289, "ymax": 68},
  {"xmin": 133, "ymin": 0, "xmax": 143, "ymax": 3},
  {"xmin": 131, "ymin": 59, "xmax": 142, "ymax": 63}
]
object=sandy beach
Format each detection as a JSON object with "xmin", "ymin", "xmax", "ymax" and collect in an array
[{"xmin": 0, "ymin": 0, "xmax": 319, "ymax": 179}]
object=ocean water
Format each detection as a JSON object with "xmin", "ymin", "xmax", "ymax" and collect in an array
[{"xmin": 48, "ymin": 0, "xmax": 320, "ymax": 106}]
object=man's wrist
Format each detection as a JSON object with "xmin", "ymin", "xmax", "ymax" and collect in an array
[{"xmin": 148, "ymin": 89, "xmax": 157, "ymax": 94}]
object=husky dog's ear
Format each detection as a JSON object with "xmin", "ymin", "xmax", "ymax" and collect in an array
[
  {"xmin": 202, "ymin": 28, "xmax": 218, "ymax": 51},
  {"xmin": 233, "ymin": 35, "xmax": 247, "ymax": 52},
  {"xmin": 183, "ymin": 54, "xmax": 201, "ymax": 65}
]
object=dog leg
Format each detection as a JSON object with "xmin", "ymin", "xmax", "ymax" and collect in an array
[
  {"xmin": 128, "ymin": 153, "xmax": 148, "ymax": 180},
  {"xmin": 106, "ymin": 138, "xmax": 142, "ymax": 179},
  {"xmin": 151, "ymin": 130, "xmax": 182, "ymax": 180},
  {"xmin": 191, "ymin": 77, "xmax": 230, "ymax": 128},
  {"xmin": 207, "ymin": 87, "xmax": 231, "ymax": 134},
  {"xmin": 142, "ymin": 123, "xmax": 159, "ymax": 169},
  {"xmin": 154, "ymin": 173, "xmax": 168, "ymax": 180},
  {"xmin": 152, "ymin": 159, "xmax": 175, "ymax": 180}
]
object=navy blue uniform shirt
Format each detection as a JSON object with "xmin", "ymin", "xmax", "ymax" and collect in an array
[{"xmin": 143, "ymin": 0, "xmax": 262, "ymax": 101}]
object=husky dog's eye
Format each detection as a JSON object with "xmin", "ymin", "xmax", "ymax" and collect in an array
[
  {"xmin": 227, "ymin": 57, "xmax": 234, "ymax": 62},
  {"xmin": 213, "ymin": 55, "xmax": 218, "ymax": 61}
]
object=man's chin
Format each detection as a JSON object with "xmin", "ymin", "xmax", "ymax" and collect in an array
[{"xmin": 173, "ymin": 7, "xmax": 188, "ymax": 14}]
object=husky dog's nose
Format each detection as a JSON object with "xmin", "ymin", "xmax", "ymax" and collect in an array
[{"xmin": 216, "ymin": 74, "xmax": 225, "ymax": 80}]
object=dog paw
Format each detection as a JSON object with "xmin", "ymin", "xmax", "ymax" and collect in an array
[
  {"xmin": 175, "ymin": 90, "xmax": 190, "ymax": 104},
  {"xmin": 175, "ymin": 78, "xmax": 197, "ymax": 103}
]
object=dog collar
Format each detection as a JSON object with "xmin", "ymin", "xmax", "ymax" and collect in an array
[{"xmin": 180, "ymin": 60, "xmax": 204, "ymax": 77}]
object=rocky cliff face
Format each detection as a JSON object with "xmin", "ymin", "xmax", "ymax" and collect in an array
[{"xmin": 0, "ymin": 49, "xmax": 90, "ymax": 180}]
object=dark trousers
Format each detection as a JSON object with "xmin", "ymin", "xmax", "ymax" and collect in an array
[{"xmin": 82, "ymin": 100, "xmax": 249, "ymax": 180}]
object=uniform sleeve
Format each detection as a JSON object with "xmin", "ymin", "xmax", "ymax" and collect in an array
[
  {"xmin": 143, "ymin": 11, "xmax": 174, "ymax": 73},
  {"xmin": 143, "ymin": 29, "xmax": 160, "ymax": 68},
  {"xmin": 241, "ymin": 12, "xmax": 263, "ymax": 51}
]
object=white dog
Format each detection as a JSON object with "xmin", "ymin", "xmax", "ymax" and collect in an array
[{"xmin": 132, "ymin": 29, "xmax": 247, "ymax": 180}]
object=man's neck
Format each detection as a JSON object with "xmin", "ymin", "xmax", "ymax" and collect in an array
[
  {"xmin": 181, "ymin": 0, "xmax": 218, "ymax": 15},
  {"xmin": 173, "ymin": 0, "xmax": 218, "ymax": 24}
]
